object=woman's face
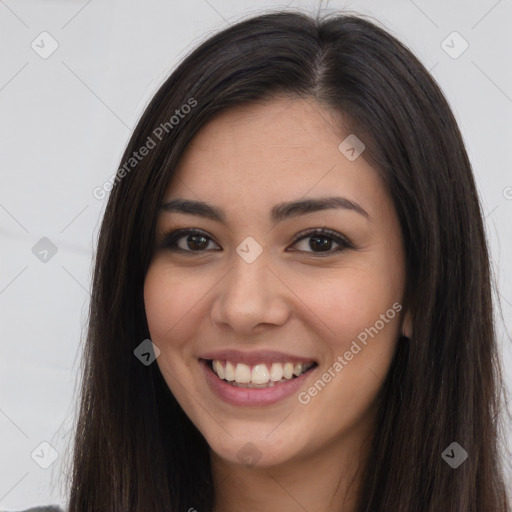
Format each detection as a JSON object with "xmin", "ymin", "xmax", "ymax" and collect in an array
[{"xmin": 144, "ymin": 97, "xmax": 410, "ymax": 468}]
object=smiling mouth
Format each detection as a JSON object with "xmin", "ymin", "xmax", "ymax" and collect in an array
[{"xmin": 203, "ymin": 359, "xmax": 318, "ymax": 388}]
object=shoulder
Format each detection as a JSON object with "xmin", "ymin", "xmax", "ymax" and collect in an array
[{"xmin": 0, "ymin": 507, "xmax": 64, "ymax": 512}]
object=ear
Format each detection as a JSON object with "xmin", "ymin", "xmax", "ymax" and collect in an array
[{"xmin": 401, "ymin": 308, "xmax": 413, "ymax": 339}]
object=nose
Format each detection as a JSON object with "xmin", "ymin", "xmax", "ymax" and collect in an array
[{"xmin": 210, "ymin": 251, "xmax": 290, "ymax": 336}]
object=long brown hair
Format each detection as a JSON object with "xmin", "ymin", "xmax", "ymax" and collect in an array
[{"xmin": 66, "ymin": 9, "xmax": 511, "ymax": 511}]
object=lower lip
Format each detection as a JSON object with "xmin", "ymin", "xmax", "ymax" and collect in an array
[{"xmin": 199, "ymin": 359, "xmax": 316, "ymax": 406}]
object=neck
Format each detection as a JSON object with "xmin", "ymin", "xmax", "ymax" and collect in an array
[{"xmin": 210, "ymin": 422, "xmax": 374, "ymax": 512}]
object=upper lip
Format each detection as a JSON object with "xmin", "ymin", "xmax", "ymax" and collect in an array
[{"xmin": 198, "ymin": 349, "xmax": 317, "ymax": 366}]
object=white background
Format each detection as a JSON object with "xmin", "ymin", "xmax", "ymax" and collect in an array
[{"xmin": 0, "ymin": 0, "xmax": 511, "ymax": 509}]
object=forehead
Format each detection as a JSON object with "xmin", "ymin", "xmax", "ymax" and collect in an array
[
  {"xmin": 177, "ymin": 97, "xmax": 344, "ymax": 170},
  {"xmin": 164, "ymin": 97, "xmax": 389, "ymax": 220}
]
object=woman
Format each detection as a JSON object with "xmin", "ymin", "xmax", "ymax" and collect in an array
[{"xmin": 58, "ymin": 9, "xmax": 510, "ymax": 512}]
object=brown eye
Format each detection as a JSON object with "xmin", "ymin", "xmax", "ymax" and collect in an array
[
  {"xmin": 159, "ymin": 227, "xmax": 352, "ymax": 257},
  {"xmin": 288, "ymin": 228, "xmax": 352, "ymax": 256},
  {"xmin": 160, "ymin": 229, "xmax": 221, "ymax": 253}
]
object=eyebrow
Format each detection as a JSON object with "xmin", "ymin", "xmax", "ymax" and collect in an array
[{"xmin": 159, "ymin": 196, "xmax": 369, "ymax": 223}]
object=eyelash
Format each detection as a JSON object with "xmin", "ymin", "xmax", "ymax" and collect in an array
[{"xmin": 159, "ymin": 227, "xmax": 353, "ymax": 257}]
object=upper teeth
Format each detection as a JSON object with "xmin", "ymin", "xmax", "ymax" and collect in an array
[{"xmin": 211, "ymin": 360, "xmax": 314, "ymax": 385}]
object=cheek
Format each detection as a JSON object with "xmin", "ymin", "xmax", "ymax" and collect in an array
[
  {"xmin": 291, "ymin": 265, "xmax": 402, "ymax": 353},
  {"xmin": 143, "ymin": 263, "xmax": 205, "ymax": 343},
  {"xmin": 143, "ymin": 265, "xmax": 201, "ymax": 391},
  {"xmin": 143, "ymin": 267, "xmax": 176, "ymax": 341},
  {"xmin": 143, "ymin": 261, "xmax": 230, "ymax": 392},
  {"xmin": 297, "ymin": 276, "xmax": 402, "ymax": 441}
]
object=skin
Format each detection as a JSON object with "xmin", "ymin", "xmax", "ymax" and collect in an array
[{"xmin": 144, "ymin": 96, "xmax": 412, "ymax": 512}]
